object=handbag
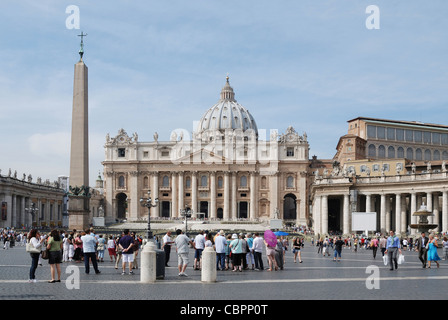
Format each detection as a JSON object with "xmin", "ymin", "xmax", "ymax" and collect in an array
[
  {"xmin": 26, "ymin": 242, "xmax": 41, "ymax": 254},
  {"xmin": 398, "ymin": 254, "xmax": 405, "ymax": 265},
  {"xmin": 41, "ymin": 249, "xmax": 50, "ymax": 260}
]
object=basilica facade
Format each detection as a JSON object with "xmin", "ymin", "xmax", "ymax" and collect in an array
[{"xmin": 102, "ymin": 78, "xmax": 310, "ymax": 226}]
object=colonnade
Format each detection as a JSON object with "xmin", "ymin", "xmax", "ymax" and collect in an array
[{"xmin": 313, "ymin": 189, "xmax": 448, "ymax": 235}]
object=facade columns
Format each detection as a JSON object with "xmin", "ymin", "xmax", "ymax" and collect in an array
[
  {"xmin": 210, "ymin": 172, "xmax": 216, "ymax": 220},
  {"xmin": 427, "ymin": 192, "xmax": 433, "ymax": 224},
  {"xmin": 250, "ymin": 173, "xmax": 256, "ymax": 220},
  {"xmin": 314, "ymin": 196, "xmax": 321, "ymax": 236},
  {"xmin": 171, "ymin": 172, "xmax": 178, "ymax": 218},
  {"xmin": 152, "ymin": 173, "xmax": 159, "ymax": 218},
  {"xmin": 191, "ymin": 172, "xmax": 198, "ymax": 214},
  {"xmin": 129, "ymin": 171, "xmax": 139, "ymax": 221},
  {"xmin": 223, "ymin": 172, "xmax": 230, "ymax": 220},
  {"xmin": 433, "ymin": 193, "xmax": 439, "ymax": 232},
  {"xmin": 231, "ymin": 172, "xmax": 237, "ymax": 220},
  {"xmin": 365, "ymin": 194, "xmax": 372, "ymax": 212},
  {"xmin": 178, "ymin": 172, "xmax": 184, "ymax": 214}
]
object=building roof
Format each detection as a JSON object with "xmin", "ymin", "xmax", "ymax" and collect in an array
[{"xmin": 348, "ymin": 117, "xmax": 448, "ymax": 131}]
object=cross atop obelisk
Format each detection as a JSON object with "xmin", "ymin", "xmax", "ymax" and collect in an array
[{"xmin": 78, "ymin": 31, "xmax": 87, "ymax": 61}]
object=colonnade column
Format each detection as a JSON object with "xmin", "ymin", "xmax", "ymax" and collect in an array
[
  {"xmin": 380, "ymin": 194, "xmax": 386, "ymax": 234},
  {"xmin": 365, "ymin": 194, "xmax": 372, "ymax": 212},
  {"xmin": 321, "ymin": 195, "xmax": 328, "ymax": 235},
  {"xmin": 210, "ymin": 172, "xmax": 216, "ymax": 220},
  {"xmin": 401, "ymin": 195, "xmax": 407, "ymax": 234},
  {"xmin": 427, "ymin": 192, "xmax": 433, "ymax": 224},
  {"xmin": 442, "ymin": 191, "xmax": 448, "ymax": 233},
  {"xmin": 129, "ymin": 171, "xmax": 139, "ymax": 221},
  {"xmin": 433, "ymin": 193, "xmax": 439, "ymax": 232},
  {"xmin": 314, "ymin": 196, "xmax": 321, "ymax": 236},
  {"xmin": 395, "ymin": 194, "xmax": 401, "ymax": 234},
  {"xmin": 343, "ymin": 194, "xmax": 350, "ymax": 235}
]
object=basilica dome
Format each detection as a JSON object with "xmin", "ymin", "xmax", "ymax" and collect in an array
[{"xmin": 195, "ymin": 77, "xmax": 258, "ymax": 141}]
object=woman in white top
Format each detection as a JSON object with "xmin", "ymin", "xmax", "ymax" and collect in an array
[{"xmin": 27, "ymin": 229, "xmax": 46, "ymax": 283}]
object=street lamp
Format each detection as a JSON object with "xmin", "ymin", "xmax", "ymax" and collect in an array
[
  {"xmin": 25, "ymin": 202, "xmax": 39, "ymax": 227},
  {"xmin": 180, "ymin": 206, "xmax": 193, "ymax": 237},
  {"xmin": 140, "ymin": 190, "xmax": 159, "ymax": 242}
]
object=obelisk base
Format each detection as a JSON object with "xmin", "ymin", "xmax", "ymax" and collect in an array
[{"xmin": 68, "ymin": 195, "xmax": 90, "ymax": 231}]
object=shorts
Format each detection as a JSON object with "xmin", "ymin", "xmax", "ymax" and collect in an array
[
  {"xmin": 49, "ymin": 251, "xmax": 62, "ymax": 264},
  {"xmin": 195, "ymin": 249, "xmax": 203, "ymax": 260},
  {"xmin": 122, "ymin": 253, "xmax": 134, "ymax": 263},
  {"xmin": 108, "ymin": 248, "xmax": 116, "ymax": 256},
  {"xmin": 177, "ymin": 253, "xmax": 189, "ymax": 266}
]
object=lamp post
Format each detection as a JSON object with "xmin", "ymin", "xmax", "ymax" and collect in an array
[
  {"xmin": 25, "ymin": 202, "xmax": 39, "ymax": 227},
  {"xmin": 140, "ymin": 190, "xmax": 159, "ymax": 242},
  {"xmin": 180, "ymin": 206, "xmax": 193, "ymax": 237}
]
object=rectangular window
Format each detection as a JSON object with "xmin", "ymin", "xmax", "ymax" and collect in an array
[
  {"xmin": 367, "ymin": 125, "xmax": 376, "ymax": 138},
  {"xmin": 387, "ymin": 127, "xmax": 395, "ymax": 140},
  {"xmin": 143, "ymin": 151, "xmax": 149, "ymax": 158},
  {"xmin": 372, "ymin": 164, "xmax": 380, "ymax": 172},
  {"xmin": 396, "ymin": 129, "xmax": 404, "ymax": 141},
  {"xmin": 405, "ymin": 130, "xmax": 413, "ymax": 142},
  {"xmin": 286, "ymin": 147, "xmax": 294, "ymax": 157},
  {"xmin": 161, "ymin": 151, "xmax": 170, "ymax": 157},
  {"xmin": 414, "ymin": 130, "xmax": 422, "ymax": 142},
  {"xmin": 377, "ymin": 126, "xmax": 385, "ymax": 139},
  {"xmin": 442, "ymin": 133, "xmax": 448, "ymax": 145},
  {"xmin": 424, "ymin": 131, "xmax": 431, "ymax": 144},
  {"xmin": 432, "ymin": 132, "xmax": 441, "ymax": 145},
  {"xmin": 118, "ymin": 148, "xmax": 126, "ymax": 157}
]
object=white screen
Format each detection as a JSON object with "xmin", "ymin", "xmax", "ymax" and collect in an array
[{"xmin": 351, "ymin": 212, "xmax": 377, "ymax": 231}]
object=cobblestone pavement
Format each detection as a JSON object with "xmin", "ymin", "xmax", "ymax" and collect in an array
[{"xmin": 1, "ymin": 242, "xmax": 447, "ymax": 302}]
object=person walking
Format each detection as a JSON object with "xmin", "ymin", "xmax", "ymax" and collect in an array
[
  {"xmin": 292, "ymin": 237, "xmax": 303, "ymax": 263},
  {"xmin": 174, "ymin": 229, "xmax": 194, "ymax": 277},
  {"xmin": 252, "ymin": 232, "xmax": 264, "ymax": 270},
  {"xmin": 46, "ymin": 229, "xmax": 63, "ymax": 283},
  {"xmin": 97, "ymin": 235, "xmax": 106, "ymax": 263},
  {"xmin": 379, "ymin": 235, "xmax": 387, "ymax": 257},
  {"xmin": 27, "ymin": 229, "xmax": 45, "ymax": 283},
  {"xmin": 81, "ymin": 228, "xmax": 101, "ymax": 275},
  {"xmin": 427, "ymin": 234, "xmax": 441, "ymax": 268},
  {"xmin": 442, "ymin": 237, "xmax": 448, "ymax": 261},
  {"xmin": 385, "ymin": 230, "xmax": 402, "ymax": 271},
  {"xmin": 118, "ymin": 229, "xmax": 135, "ymax": 275},
  {"xmin": 415, "ymin": 232, "xmax": 429, "ymax": 268},
  {"xmin": 370, "ymin": 237, "xmax": 379, "ymax": 259}
]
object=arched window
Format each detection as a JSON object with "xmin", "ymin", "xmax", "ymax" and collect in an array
[
  {"xmin": 425, "ymin": 149, "xmax": 431, "ymax": 161},
  {"xmin": 162, "ymin": 176, "xmax": 169, "ymax": 187},
  {"xmin": 434, "ymin": 150, "xmax": 440, "ymax": 160},
  {"xmin": 368, "ymin": 144, "xmax": 376, "ymax": 158},
  {"xmin": 118, "ymin": 175, "xmax": 125, "ymax": 188},
  {"xmin": 185, "ymin": 177, "xmax": 191, "ymax": 189},
  {"xmin": 240, "ymin": 175, "xmax": 247, "ymax": 187},
  {"xmin": 397, "ymin": 147, "xmax": 404, "ymax": 158},
  {"xmin": 443, "ymin": 151, "xmax": 448, "ymax": 160},
  {"xmin": 378, "ymin": 145, "xmax": 386, "ymax": 158},
  {"xmin": 387, "ymin": 146, "xmax": 395, "ymax": 159},
  {"xmin": 406, "ymin": 148, "xmax": 414, "ymax": 160},
  {"xmin": 287, "ymin": 176, "xmax": 294, "ymax": 188},
  {"xmin": 143, "ymin": 176, "xmax": 149, "ymax": 188},
  {"xmin": 201, "ymin": 175, "xmax": 207, "ymax": 187},
  {"xmin": 416, "ymin": 148, "xmax": 422, "ymax": 160},
  {"xmin": 217, "ymin": 176, "xmax": 223, "ymax": 188}
]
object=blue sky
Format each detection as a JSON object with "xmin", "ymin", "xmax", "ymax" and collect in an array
[{"xmin": 1, "ymin": 0, "xmax": 447, "ymax": 185}]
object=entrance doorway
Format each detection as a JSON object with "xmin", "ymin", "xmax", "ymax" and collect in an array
[
  {"xmin": 200, "ymin": 201, "xmax": 209, "ymax": 218},
  {"xmin": 283, "ymin": 194, "xmax": 297, "ymax": 220},
  {"xmin": 239, "ymin": 202, "xmax": 248, "ymax": 219},
  {"xmin": 116, "ymin": 193, "xmax": 127, "ymax": 220}
]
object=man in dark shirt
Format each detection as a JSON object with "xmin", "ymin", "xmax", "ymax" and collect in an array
[
  {"xmin": 333, "ymin": 236, "xmax": 344, "ymax": 262},
  {"xmin": 118, "ymin": 229, "xmax": 135, "ymax": 275}
]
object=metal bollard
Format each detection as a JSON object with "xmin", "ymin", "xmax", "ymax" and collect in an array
[
  {"xmin": 140, "ymin": 240, "xmax": 157, "ymax": 283},
  {"xmin": 201, "ymin": 247, "xmax": 217, "ymax": 283}
]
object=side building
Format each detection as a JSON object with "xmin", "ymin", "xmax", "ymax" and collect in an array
[{"xmin": 311, "ymin": 117, "xmax": 448, "ymax": 236}]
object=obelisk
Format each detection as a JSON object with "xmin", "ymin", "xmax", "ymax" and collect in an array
[{"xmin": 68, "ymin": 32, "xmax": 90, "ymax": 230}]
